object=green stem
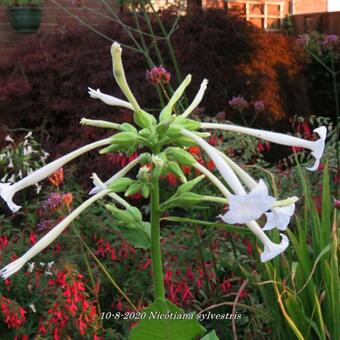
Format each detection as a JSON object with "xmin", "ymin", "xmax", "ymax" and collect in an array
[{"xmin": 150, "ymin": 171, "xmax": 165, "ymax": 300}]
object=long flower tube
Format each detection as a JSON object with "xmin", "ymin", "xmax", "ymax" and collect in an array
[
  {"xmin": 0, "ymin": 189, "xmax": 110, "ymax": 279},
  {"xmin": 182, "ymin": 129, "xmax": 288, "ymax": 261},
  {"xmin": 91, "ymin": 173, "xmax": 131, "ymax": 209},
  {"xmin": 181, "ymin": 79, "xmax": 208, "ymax": 118},
  {"xmin": 88, "ymin": 88, "xmax": 134, "ymax": 111},
  {"xmin": 89, "ymin": 154, "xmax": 146, "ymax": 195},
  {"xmin": 0, "ymin": 138, "xmax": 113, "ymax": 212},
  {"xmin": 111, "ymin": 42, "xmax": 141, "ymax": 112},
  {"xmin": 193, "ymin": 161, "xmax": 231, "ymax": 197},
  {"xmin": 201, "ymin": 123, "xmax": 327, "ymax": 171}
]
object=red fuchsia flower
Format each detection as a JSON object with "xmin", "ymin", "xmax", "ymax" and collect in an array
[
  {"xmin": 207, "ymin": 160, "xmax": 215, "ymax": 171},
  {"xmin": 257, "ymin": 141, "xmax": 270, "ymax": 153},
  {"xmin": 166, "ymin": 172, "xmax": 177, "ymax": 186},
  {"xmin": 188, "ymin": 146, "xmax": 201, "ymax": 156},
  {"xmin": 181, "ymin": 165, "xmax": 192, "ymax": 175},
  {"xmin": 0, "ymin": 296, "xmax": 26, "ymax": 328},
  {"xmin": 220, "ymin": 278, "xmax": 232, "ymax": 293},
  {"xmin": 239, "ymin": 289, "xmax": 247, "ymax": 299},
  {"xmin": 48, "ymin": 168, "xmax": 64, "ymax": 188},
  {"xmin": 321, "ymin": 34, "xmax": 339, "ymax": 49},
  {"xmin": 208, "ymin": 135, "xmax": 218, "ymax": 146},
  {"xmin": 146, "ymin": 66, "xmax": 171, "ymax": 86},
  {"xmin": 0, "ymin": 235, "xmax": 9, "ymax": 250},
  {"xmin": 242, "ymin": 239, "xmax": 253, "ymax": 255},
  {"xmin": 229, "ymin": 95, "xmax": 249, "ymax": 111},
  {"xmin": 254, "ymin": 100, "xmax": 265, "ymax": 112},
  {"xmin": 29, "ymin": 232, "xmax": 37, "ymax": 245}
]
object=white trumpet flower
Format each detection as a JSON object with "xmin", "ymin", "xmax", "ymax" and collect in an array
[
  {"xmin": 221, "ymin": 180, "xmax": 275, "ymax": 224},
  {"xmin": 88, "ymin": 87, "xmax": 133, "ymax": 111},
  {"xmin": 182, "ymin": 129, "xmax": 289, "ymax": 261},
  {"xmin": 0, "ymin": 189, "xmax": 109, "ymax": 279},
  {"xmin": 201, "ymin": 123, "xmax": 327, "ymax": 171},
  {"xmin": 89, "ymin": 154, "xmax": 144, "ymax": 194},
  {"xmin": 181, "ymin": 79, "xmax": 208, "ymax": 118},
  {"xmin": 0, "ymin": 138, "xmax": 112, "ymax": 212},
  {"xmin": 263, "ymin": 204, "xmax": 296, "ymax": 231}
]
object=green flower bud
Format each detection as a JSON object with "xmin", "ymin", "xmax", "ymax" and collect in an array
[
  {"xmin": 108, "ymin": 177, "xmax": 133, "ymax": 192},
  {"xmin": 134, "ymin": 110, "xmax": 157, "ymax": 129},
  {"xmin": 176, "ymin": 175, "xmax": 205, "ymax": 194},
  {"xmin": 165, "ymin": 147, "xmax": 196, "ymax": 166}
]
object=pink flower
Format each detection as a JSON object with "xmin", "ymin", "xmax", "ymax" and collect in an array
[
  {"xmin": 229, "ymin": 95, "xmax": 248, "ymax": 111},
  {"xmin": 254, "ymin": 100, "xmax": 265, "ymax": 112},
  {"xmin": 146, "ymin": 66, "xmax": 171, "ymax": 85},
  {"xmin": 321, "ymin": 34, "xmax": 339, "ymax": 49}
]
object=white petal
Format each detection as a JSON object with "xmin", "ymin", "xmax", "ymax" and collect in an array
[
  {"xmin": 263, "ymin": 204, "xmax": 295, "ymax": 231},
  {"xmin": 5, "ymin": 135, "xmax": 14, "ymax": 143},
  {"xmin": 261, "ymin": 234, "xmax": 289, "ymax": 262},
  {"xmin": 181, "ymin": 79, "xmax": 208, "ymax": 118},
  {"xmin": 306, "ymin": 126, "xmax": 327, "ymax": 171},
  {"xmin": 220, "ymin": 180, "xmax": 274, "ymax": 224},
  {"xmin": 0, "ymin": 183, "xmax": 21, "ymax": 213}
]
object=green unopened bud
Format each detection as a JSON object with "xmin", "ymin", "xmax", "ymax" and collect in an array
[
  {"xmin": 120, "ymin": 123, "xmax": 138, "ymax": 133},
  {"xmin": 165, "ymin": 147, "xmax": 196, "ymax": 166},
  {"xmin": 108, "ymin": 177, "xmax": 133, "ymax": 192},
  {"xmin": 173, "ymin": 117, "xmax": 201, "ymax": 131},
  {"xmin": 111, "ymin": 131, "xmax": 138, "ymax": 146},
  {"xmin": 125, "ymin": 183, "xmax": 142, "ymax": 197},
  {"xmin": 141, "ymin": 184, "xmax": 150, "ymax": 198},
  {"xmin": 159, "ymin": 74, "xmax": 192, "ymax": 121},
  {"xmin": 156, "ymin": 115, "xmax": 176, "ymax": 135},
  {"xmin": 127, "ymin": 206, "xmax": 143, "ymax": 222},
  {"xmin": 177, "ymin": 192, "xmax": 204, "ymax": 205},
  {"xmin": 176, "ymin": 175, "xmax": 205, "ymax": 194},
  {"xmin": 134, "ymin": 110, "xmax": 157, "ymax": 129},
  {"xmin": 168, "ymin": 161, "xmax": 187, "ymax": 183},
  {"xmin": 105, "ymin": 204, "xmax": 135, "ymax": 224},
  {"xmin": 99, "ymin": 144, "xmax": 121, "ymax": 154}
]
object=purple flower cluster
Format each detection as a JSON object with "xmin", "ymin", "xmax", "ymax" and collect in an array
[
  {"xmin": 321, "ymin": 34, "xmax": 339, "ymax": 49},
  {"xmin": 254, "ymin": 100, "xmax": 265, "ymax": 112},
  {"xmin": 229, "ymin": 96, "xmax": 249, "ymax": 111},
  {"xmin": 43, "ymin": 193, "xmax": 62, "ymax": 212},
  {"xmin": 145, "ymin": 66, "xmax": 171, "ymax": 86}
]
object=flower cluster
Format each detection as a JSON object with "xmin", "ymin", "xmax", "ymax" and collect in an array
[
  {"xmin": 321, "ymin": 34, "xmax": 339, "ymax": 49},
  {"xmin": 228, "ymin": 95, "xmax": 249, "ymax": 111},
  {"xmin": 146, "ymin": 66, "xmax": 171, "ymax": 86},
  {"xmin": 0, "ymin": 295, "xmax": 26, "ymax": 329},
  {"xmin": 37, "ymin": 269, "xmax": 100, "ymax": 339}
]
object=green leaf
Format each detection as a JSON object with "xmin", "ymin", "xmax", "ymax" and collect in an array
[
  {"xmin": 129, "ymin": 298, "xmax": 205, "ymax": 340},
  {"xmin": 201, "ymin": 330, "xmax": 220, "ymax": 340},
  {"xmin": 111, "ymin": 221, "xmax": 151, "ymax": 249}
]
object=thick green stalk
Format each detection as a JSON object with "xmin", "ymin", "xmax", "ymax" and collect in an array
[{"xmin": 150, "ymin": 171, "xmax": 165, "ymax": 300}]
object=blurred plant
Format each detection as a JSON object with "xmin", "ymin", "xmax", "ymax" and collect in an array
[
  {"xmin": 0, "ymin": 132, "xmax": 48, "ymax": 194},
  {"xmin": 0, "ymin": 0, "xmax": 42, "ymax": 7}
]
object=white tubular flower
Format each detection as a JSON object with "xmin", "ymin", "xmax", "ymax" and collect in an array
[
  {"xmin": 181, "ymin": 129, "xmax": 246, "ymax": 194},
  {"xmin": 5, "ymin": 135, "xmax": 14, "ymax": 143},
  {"xmin": 0, "ymin": 190, "xmax": 109, "ymax": 280},
  {"xmin": 111, "ymin": 42, "xmax": 141, "ymax": 112},
  {"xmin": 221, "ymin": 180, "xmax": 275, "ymax": 224},
  {"xmin": 0, "ymin": 138, "xmax": 112, "ymax": 213},
  {"xmin": 201, "ymin": 123, "xmax": 327, "ymax": 171},
  {"xmin": 192, "ymin": 161, "xmax": 231, "ymax": 197},
  {"xmin": 88, "ymin": 87, "xmax": 133, "ymax": 111},
  {"xmin": 181, "ymin": 79, "xmax": 208, "ymax": 118},
  {"xmin": 263, "ymin": 204, "xmax": 296, "ymax": 231},
  {"xmin": 89, "ymin": 154, "xmax": 144, "ymax": 195},
  {"xmin": 246, "ymin": 220, "xmax": 289, "ymax": 262},
  {"xmin": 80, "ymin": 118, "xmax": 121, "ymax": 130}
]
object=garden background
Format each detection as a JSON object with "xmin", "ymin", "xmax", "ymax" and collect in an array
[{"xmin": 0, "ymin": 0, "xmax": 339, "ymax": 339}]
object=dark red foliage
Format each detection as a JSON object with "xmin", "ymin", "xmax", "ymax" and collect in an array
[{"xmin": 0, "ymin": 9, "xmax": 310, "ymax": 172}]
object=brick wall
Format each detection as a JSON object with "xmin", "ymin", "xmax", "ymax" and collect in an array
[
  {"xmin": 0, "ymin": 0, "xmax": 118, "ymax": 64},
  {"xmin": 294, "ymin": 0, "xmax": 327, "ymax": 15}
]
